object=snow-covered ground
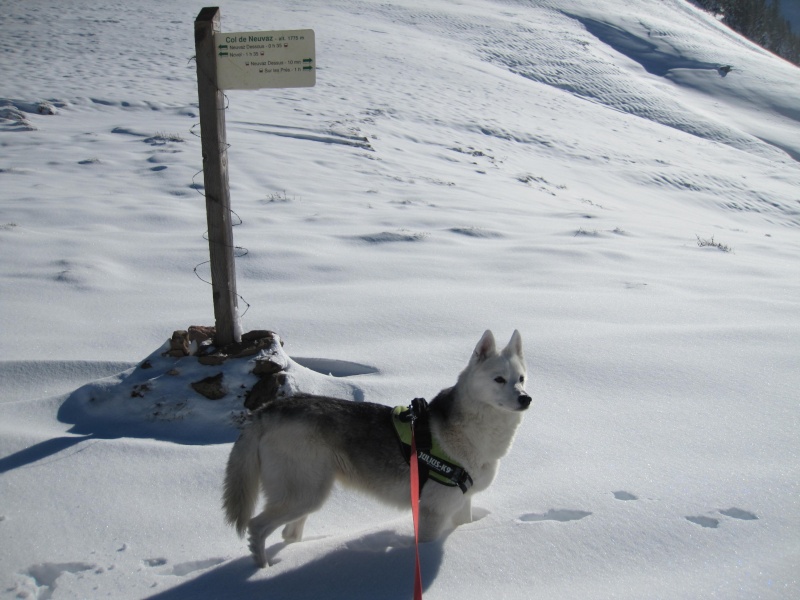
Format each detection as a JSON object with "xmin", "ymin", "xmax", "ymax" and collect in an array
[{"xmin": 1, "ymin": 0, "xmax": 799, "ymax": 598}]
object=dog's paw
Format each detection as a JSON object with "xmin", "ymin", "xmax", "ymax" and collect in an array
[
  {"xmin": 248, "ymin": 534, "xmax": 267, "ymax": 568},
  {"xmin": 250, "ymin": 552, "xmax": 267, "ymax": 568}
]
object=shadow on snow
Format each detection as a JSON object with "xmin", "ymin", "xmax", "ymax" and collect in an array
[{"xmin": 145, "ymin": 532, "xmax": 445, "ymax": 600}]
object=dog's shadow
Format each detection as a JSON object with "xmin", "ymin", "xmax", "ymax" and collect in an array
[{"xmin": 145, "ymin": 530, "xmax": 446, "ymax": 600}]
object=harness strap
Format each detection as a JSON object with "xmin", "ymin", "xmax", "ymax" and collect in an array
[
  {"xmin": 394, "ymin": 399, "xmax": 474, "ymax": 495},
  {"xmin": 410, "ymin": 397, "xmax": 431, "ymax": 497}
]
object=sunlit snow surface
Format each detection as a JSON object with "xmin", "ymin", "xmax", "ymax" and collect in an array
[{"xmin": 1, "ymin": 0, "xmax": 799, "ymax": 598}]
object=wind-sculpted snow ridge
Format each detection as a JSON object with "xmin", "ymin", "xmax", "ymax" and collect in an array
[
  {"xmin": 0, "ymin": 360, "xmax": 136, "ymax": 404},
  {"xmin": 355, "ymin": 1, "xmax": 794, "ymax": 162},
  {"xmin": 489, "ymin": 17, "xmax": 774, "ymax": 154}
]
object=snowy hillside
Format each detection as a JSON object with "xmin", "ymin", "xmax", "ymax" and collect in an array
[{"xmin": 1, "ymin": 0, "xmax": 799, "ymax": 598}]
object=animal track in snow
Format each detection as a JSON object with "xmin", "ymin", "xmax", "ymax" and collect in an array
[
  {"xmin": 612, "ymin": 490, "xmax": 638, "ymax": 501},
  {"xmin": 520, "ymin": 509, "xmax": 592, "ymax": 523},
  {"xmin": 686, "ymin": 507, "xmax": 758, "ymax": 528},
  {"xmin": 168, "ymin": 558, "xmax": 226, "ymax": 577},
  {"xmin": 719, "ymin": 507, "xmax": 758, "ymax": 521},
  {"xmin": 141, "ymin": 556, "xmax": 226, "ymax": 577},
  {"xmin": 685, "ymin": 515, "xmax": 720, "ymax": 528},
  {"xmin": 19, "ymin": 561, "xmax": 96, "ymax": 599}
]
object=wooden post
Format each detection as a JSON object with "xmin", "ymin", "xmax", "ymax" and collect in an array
[{"xmin": 194, "ymin": 7, "xmax": 241, "ymax": 346}]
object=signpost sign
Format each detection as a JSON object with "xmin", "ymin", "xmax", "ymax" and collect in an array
[
  {"xmin": 194, "ymin": 7, "xmax": 316, "ymax": 346},
  {"xmin": 215, "ymin": 29, "xmax": 315, "ymax": 90}
]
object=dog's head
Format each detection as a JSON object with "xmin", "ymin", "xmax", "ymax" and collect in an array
[{"xmin": 460, "ymin": 330, "xmax": 531, "ymax": 412}]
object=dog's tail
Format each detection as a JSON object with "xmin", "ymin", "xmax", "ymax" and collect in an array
[{"xmin": 222, "ymin": 425, "xmax": 262, "ymax": 537}]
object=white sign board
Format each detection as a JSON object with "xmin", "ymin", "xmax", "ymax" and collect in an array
[{"xmin": 214, "ymin": 29, "xmax": 315, "ymax": 90}]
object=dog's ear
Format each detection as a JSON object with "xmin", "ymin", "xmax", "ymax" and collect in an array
[
  {"xmin": 472, "ymin": 330, "xmax": 497, "ymax": 363},
  {"xmin": 502, "ymin": 329, "xmax": 524, "ymax": 359}
]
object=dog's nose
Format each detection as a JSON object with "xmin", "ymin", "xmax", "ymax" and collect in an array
[{"xmin": 518, "ymin": 394, "xmax": 532, "ymax": 409}]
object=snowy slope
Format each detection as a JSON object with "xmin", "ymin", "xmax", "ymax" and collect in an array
[{"xmin": 1, "ymin": 0, "xmax": 799, "ymax": 598}]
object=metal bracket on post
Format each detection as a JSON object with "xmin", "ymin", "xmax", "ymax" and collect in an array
[{"xmin": 194, "ymin": 7, "xmax": 242, "ymax": 347}]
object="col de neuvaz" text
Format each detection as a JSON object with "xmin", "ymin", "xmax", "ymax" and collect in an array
[{"xmin": 224, "ymin": 34, "xmax": 303, "ymax": 43}]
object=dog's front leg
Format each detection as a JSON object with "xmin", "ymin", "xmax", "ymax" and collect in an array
[
  {"xmin": 452, "ymin": 497, "xmax": 472, "ymax": 527},
  {"xmin": 418, "ymin": 506, "xmax": 448, "ymax": 542},
  {"xmin": 281, "ymin": 516, "xmax": 308, "ymax": 543}
]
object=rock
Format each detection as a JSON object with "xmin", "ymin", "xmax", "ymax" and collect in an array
[
  {"xmin": 252, "ymin": 355, "xmax": 286, "ymax": 376},
  {"xmin": 191, "ymin": 372, "xmax": 226, "ymax": 400},
  {"xmin": 242, "ymin": 330, "xmax": 280, "ymax": 344},
  {"xmin": 245, "ymin": 373, "xmax": 287, "ymax": 411},
  {"xmin": 224, "ymin": 330, "xmax": 281, "ymax": 359},
  {"xmin": 131, "ymin": 382, "xmax": 151, "ymax": 398},
  {"xmin": 188, "ymin": 325, "xmax": 215, "ymax": 345},
  {"xmin": 229, "ymin": 339, "xmax": 268, "ymax": 358},
  {"xmin": 198, "ymin": 353, "xmax": 227, "ymax": 366},
  {"xmin": 167, "ymin": 330, "xmax": 190, "ymax": 357}
]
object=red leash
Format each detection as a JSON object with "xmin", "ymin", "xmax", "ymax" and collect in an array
[{"xmin": 409, "ymin": 431, "xmax": 424, "ymax": 600}]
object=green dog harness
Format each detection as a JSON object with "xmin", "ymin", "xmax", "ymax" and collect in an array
[{"xmin": 392, "ymin": 399, "xmax": 473, "ymax": 493}]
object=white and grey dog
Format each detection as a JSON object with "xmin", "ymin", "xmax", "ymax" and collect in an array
[{"xmin": 223, "ymin": 330, "xmax": 531, "ymax": 567}]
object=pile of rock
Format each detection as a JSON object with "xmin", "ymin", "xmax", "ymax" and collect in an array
[{"xmin": 165, "ymin": 326, "xmax": 290, "ymax": 409}]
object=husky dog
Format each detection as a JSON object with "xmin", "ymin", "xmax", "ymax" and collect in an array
[{"xmin": 223, "ymin": 330, "xmax": 531, "ymax": 567}]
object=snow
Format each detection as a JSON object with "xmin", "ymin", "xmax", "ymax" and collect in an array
[{"xmin": 1, "ymin": 0, "xmax": 799, "ymax": 597}]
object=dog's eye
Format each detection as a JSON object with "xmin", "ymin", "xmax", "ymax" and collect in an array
[
  {"xmin": 494, "ymin": 376, "xmax": 506, "ymax": 384},
  {"xmin": 519, "ymin": 376, "xmax": 525, "ymax": 383}
]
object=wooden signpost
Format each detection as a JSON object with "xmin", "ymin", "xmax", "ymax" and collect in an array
[{"xmin": 194, "ymin": 7, "xmax": 316, "ymax": 346}]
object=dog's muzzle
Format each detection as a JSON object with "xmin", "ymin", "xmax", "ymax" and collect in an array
[{"xmin": 517, "ymin": 394, "xmax": 532, "ymax": 410}]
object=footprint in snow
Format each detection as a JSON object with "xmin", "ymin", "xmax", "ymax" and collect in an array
[
  {"xmin": 719, "ymin": 507, "xmax": 758, "ymax": 521},
  {"xmin": 169, "ymin": 558, "xmax": 226, "ymax": 576},
  {"xmin": 612, "ymin": 490, "xmax": 638, "ymax": 501},
  {"xmin": 686, "ymin": 507, "xmax": 757, "ymax": 528},
  {"xmin": 685, "ymin": 515, "xmax": 720, "ymax": 529},
  {"xmin": 143, "ymin": 556, "xmax": 226, "ymax": 575},
  {"xmin": 17, "ymin": 562, "xmax": 96, "ymax": 599},
  {"xmin": 518, "ymin": 491, "xmax": 637, "ymax": 524},
  {"xmin": 520, "ymin": 509, "xmax": 592, "ymax": 523}
]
